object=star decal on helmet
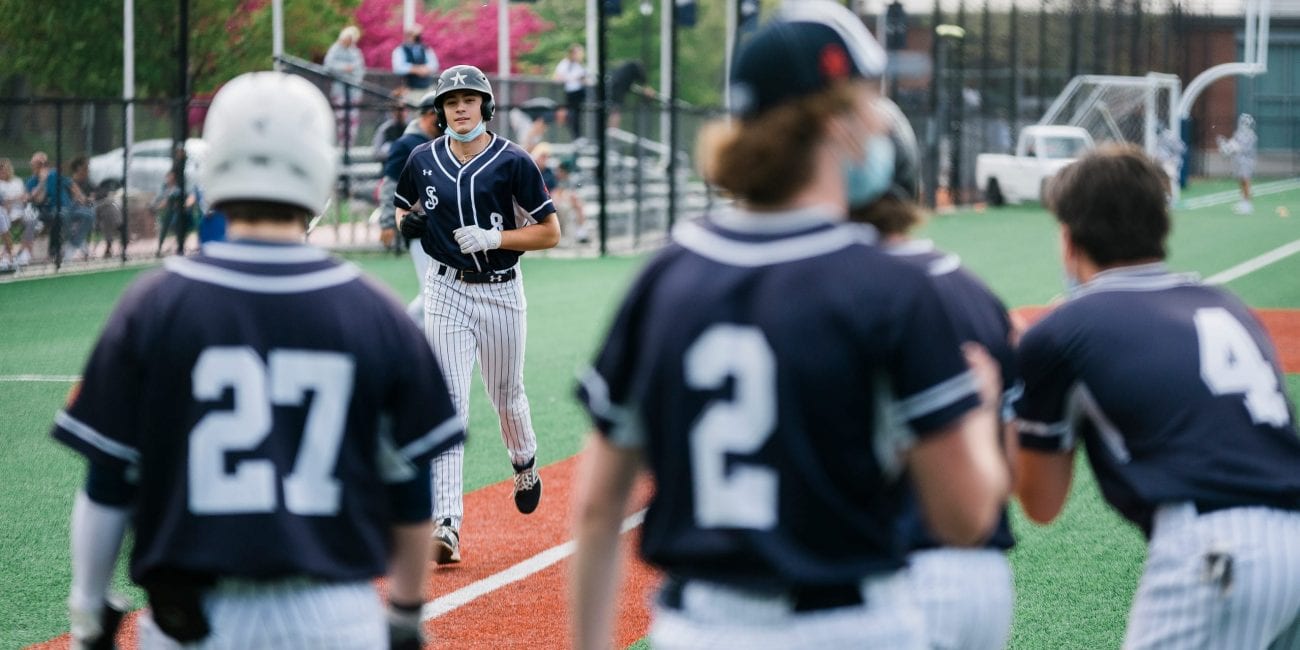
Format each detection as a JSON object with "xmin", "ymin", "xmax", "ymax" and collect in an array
[{"xmin": 451, "ymin": 71, "xmax": 467, "ymax": 86}]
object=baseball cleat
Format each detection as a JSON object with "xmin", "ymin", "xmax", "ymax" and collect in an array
[
  {"xmin": 433, "ymin": 519, "xmax": 461, "ymax": 564},
  {"xmin": 512, "ymin": 458, "xmax": 542, "ymax": 514}
]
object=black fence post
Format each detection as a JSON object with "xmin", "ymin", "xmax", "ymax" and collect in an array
[
  {"xmin": 52, "ymin": 101, "xmax": 65, "ymax": 270},
  {"xmin": 120, "ymin": 100, "xmax": 129, "ymax": 264}
]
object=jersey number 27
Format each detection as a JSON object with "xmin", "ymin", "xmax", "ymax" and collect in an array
[
  {"xmin": 188, "ymin": 347, "xmax": 355, "ymax": 516},
  {"xmin": 1195, "ymin": 307, "xmax": 1291, "ymax": 427}
]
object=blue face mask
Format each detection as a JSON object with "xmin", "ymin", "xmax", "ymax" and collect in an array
[
  {"xmin": 844, "ymin": 134, "xmax": 896, "ymax": 209},
  {"xmin": 447, "ymin": 120, "xmax": 486, "ymax": 143}
]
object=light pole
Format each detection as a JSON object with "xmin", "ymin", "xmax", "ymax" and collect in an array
[{"xmin": 929, "ymin": 24, "xmax": 964, "ymax": 208}]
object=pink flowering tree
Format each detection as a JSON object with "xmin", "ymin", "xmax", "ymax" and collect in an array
[{"xmin": 355, "ymin": 0, "xmax": 550, "ymax": 74}]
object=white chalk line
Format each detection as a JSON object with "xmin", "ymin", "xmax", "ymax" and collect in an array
[
  {"xmin": 421, "ymin": 509, "xmax": 646, "ymax": 621},
  {"xmin": 1181, "ymin": 177, "xmax": 1300, "ymax": 210},
  {"xmin": 0, "ymin": 374, "xmax": 80, "ymax": 382}
]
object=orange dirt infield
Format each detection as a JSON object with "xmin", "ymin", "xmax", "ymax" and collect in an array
[
  {"xmin": 1012, "ymin": 307, "xmax": 1300, "ymax": 373},
  {"xmin": 28, "ymin": 456, "xmax": 660, "ymax": 649}
]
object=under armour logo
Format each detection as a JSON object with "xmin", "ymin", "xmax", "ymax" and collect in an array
[
  {"xmin": 451, "ymin": 71, "xmax": 467, "ymax": 86},
  {"xmin": 422, "ymin": 169, "xmax": 433, "ymax": 176}
]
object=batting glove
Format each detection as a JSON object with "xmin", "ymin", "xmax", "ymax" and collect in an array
[
  {"xmin": 387, "ymin": 601, "xmax": 425, "ymax": 650},
  {"xmin": 70, "ymin": 595, "xmax": 129, "ymax": 650},
  {"xmin": 399, "ymin": 212, "xmax": 428, "ymax": 241},
  {"xmin": 453, "ymin": 225, "xmax": 502, "ymax": 254}
]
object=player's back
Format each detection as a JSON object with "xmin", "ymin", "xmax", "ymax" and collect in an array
[
  {"xmin": 887, "ymin": 240, "xmax": 1017, "ymax": 551},
  {"xmin": 1019, "ymin": 263, "xmax": 1300, "ymax": 529},
  {"xmin": 79, "ymin": 241, "xmax": 454, "ymax": 582},
  {"xmin": 583, "ymin": 211, "xmax": 980, "ymax": 587}
]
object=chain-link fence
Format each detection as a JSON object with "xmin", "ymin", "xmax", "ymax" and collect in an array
[{"xmin": 0, "ymin": 80, "xmax": 720, "ymax": 274}]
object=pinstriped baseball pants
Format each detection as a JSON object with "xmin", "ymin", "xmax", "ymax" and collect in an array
[
  {"xmin": 1125, "ymin": 503, "xmax": 1300, "ymax": 650},
  {"xmin": 424, "ymin": 262, "xmax": 538, "ymax": 529},
  {"xmin": 909, "ymin": 548, "xmax": 1014, "ymax": 650},
  {"xmin": 647, "ymin": 571, "xmax": 925, "ymax": 650},
  {"xmin": 136, "ymin": 580, "xmax": 384, "ymax": 648}
]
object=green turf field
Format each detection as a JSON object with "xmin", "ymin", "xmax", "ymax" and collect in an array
[{"xmin": 1, "ymin": 179, "xmax": 1298, "ymax": 648}]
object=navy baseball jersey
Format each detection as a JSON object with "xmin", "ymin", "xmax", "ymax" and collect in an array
[
  {"xmin": 577, "ymin": 210, "xmax": 982, "ymax": 587},
  {"xmin": 393, "ymin": 133, "xmax": 555, "ymax": 272},
  {"xmin": 1014, "ymin": 263, "xmax": 1300, "ymax": 533},
  {"xmin": 51, "ymin": 240, "xmax": 464, "ymax": 583},
  {"xmin": 886, "ymin": 240, "xmax": 1017, "ymax": 551}
]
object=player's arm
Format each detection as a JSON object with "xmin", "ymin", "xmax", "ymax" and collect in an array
[
  {"xmin": 1009, "ymin": 320, "xmax": 1079, "ymax": 524},
  {"xmin": 570, "ymin": 433, "xmax": 640, "ymax": 650},
  {"xmin": 501, "ymin": 156, "xmax": 561, "ymax": 251},
  {"xmin": 906, "ymin": 343, "xmax": 1010, "ymax": 546},
  {"xmin": 69, "ymin": 463, "xmax": 135, "ymax": 650},
  {"xmin": 1015, "ymin": 447, "xmax": 1075, "ymax": 523},
  {"xmin": 499, "ymin": 213, "xmax": 560, "ymax": 251}
]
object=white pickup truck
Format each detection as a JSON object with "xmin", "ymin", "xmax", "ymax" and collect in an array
[{"xmin": 975, "ymin": 125, "xmax": 1094, "ymax": 206}]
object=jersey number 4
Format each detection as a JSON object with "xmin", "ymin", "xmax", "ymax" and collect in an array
[
  {"xmin": 685, "ymin": 324, "xmax": 778, "ymax": 530},
  {"xmin": 188, "ymin": 347, "xmax": 355, "ymax": 516},
  {"xmin": 1195, "ymin": 307, "xmax": 1290, "ymax": 427}
]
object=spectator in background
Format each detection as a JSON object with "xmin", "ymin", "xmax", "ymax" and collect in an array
[
  {"xmin": 65, "ymin": 156, "xmax": 99, "ymax": 261},
  {"xmin": 533, "ymin": 144, "xmax": 589, "ymax": 245},
  {"xmin": 372, "ymin": 101, "xmax": 409, "ymax": 161},
  {"xmin": 324, "ymin": 25, "xmax": 366, "ymax": 146},
  {"xmin": 606, "ymin": 60, "xmax": 655, "ymax": 130},
  {"xmin": 378, "ymin": 92, "xmax": 440, "ymax": 257},
  {"xmin": 508, "ymin": 97, "xmax": 558, "ymax": 153},
  {"xmin": 29, "ymin": 152, "xmax": 95, "ymax": 262},
  {"xmin": 152, "ymin": 170, "xmax": 200, "ymax": 257},
  {"xmin": 0, "ymin": 158, "xmax": 26, "ymax": 269},
  {"xmin": 25, "ymin": 152, "xmax": 53, "ymax": 245},
  {"xmin": 1218, "ymin": 113, "xmax": 1258, "ymax": 215},
  {"xmin": 392, "ymin": 24, "xmax": 438, "ymax": 106},
  {"xmin": 553, "ymin": 44, "xmax": 590, "ymax": 142}
]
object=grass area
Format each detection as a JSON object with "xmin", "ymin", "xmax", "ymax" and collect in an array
[{"xmin": 1, "ymin": 180, "xmax": 1298, "ymax": 648}]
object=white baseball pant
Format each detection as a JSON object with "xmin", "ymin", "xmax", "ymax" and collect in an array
[
  {"xmin": 909, "ymin": 547, "xmax": 1014, "ymax": 650},
  {"xmin": 1124, "ymin": 502, "xmax": 1300, "ymax": 649},
  {"xmin": 424, "ymin": 262, "xmax": 538, "ymax": 529},
  {"xmin": 406, "ymin": 239, "xmax": 433, "ymax": 326},
  {"xmin": 137, "ymin": 579, "xmax": 384, "ymax": 649},
  {"xmin": 648, "ymin": 572, "xmax": 925, "ymax": 650}
]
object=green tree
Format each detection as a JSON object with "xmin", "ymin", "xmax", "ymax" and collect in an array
[{"xmin": 0, "ymin": 0, "xmax": 356, "ymax": 98}]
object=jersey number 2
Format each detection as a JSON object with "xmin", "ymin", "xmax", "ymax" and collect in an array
[
  {"xmin": 685, "ymin": 325, "xmax": 778, "ymax": 530},
  {"xmin": 1195, "ymin": 307, "xmax": 1290, "ymax": 427},
  {"xmin": 189, "ymin": 347, "xmax": 355, "ymax": 516}
]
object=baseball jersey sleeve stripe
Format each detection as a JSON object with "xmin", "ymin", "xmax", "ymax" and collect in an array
[
  {"xmin": 394, "ymin": 192, "xmax": 413, "ymax": 208},
  {"xmin": 896, "ymin": 370, "xmax": 978, "ymax": 421},
  {"xmin": 527, "ymin": 199, "xmax": 555, "ymax": 215},
  {"xmin": 1016, "ymin": 418, "xmax": 1076, "ymax": 452},
  {"xmin": 399, "ymin": 415, "xmax": 465, "ymax": 462},
  {"xmin": 54, "ymin": 410, "xmax": 141, "ymax": 464}
]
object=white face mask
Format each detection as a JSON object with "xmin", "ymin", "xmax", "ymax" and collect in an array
[
  {"xmin": 447, "ymin": 120, "xmax": 486, "ymax": 143},
  {"xmin": 843, "ymin": 134, "xmax": 896, "ymax": 209}
]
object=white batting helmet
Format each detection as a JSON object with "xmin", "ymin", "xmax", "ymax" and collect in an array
[{"xmin": 201, "ymin": 72, "xmax": 337, "ymax": 215}]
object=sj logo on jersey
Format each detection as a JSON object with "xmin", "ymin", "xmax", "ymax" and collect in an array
[{"xmin": 424, "ymin": 186, "xmax": 438, "ymax": 213}]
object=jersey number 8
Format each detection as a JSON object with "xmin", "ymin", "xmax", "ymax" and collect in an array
[{"xmin": 188, "ymin": 347, "xmax": 355, "ymax": 516}]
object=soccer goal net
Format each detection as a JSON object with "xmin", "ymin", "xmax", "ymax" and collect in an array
[{"xmin": 1038, "ymin": 73, "xmax": 1181, "ymax": 158}]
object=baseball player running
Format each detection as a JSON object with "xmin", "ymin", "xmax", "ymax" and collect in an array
[
  {"xmin": 850, "ymin": 97, "xmax": 1017, "ymax": 650},
  {"xmin": 571, "ymin": 4, "xmax": 1009, "ymax": 649},
  {"xmin": 52, "ymin": 72, "xmax": 463, "ymax": 649},
  {"xmin": 395, "ymin": 64, "xmax": 559, "ymax": 564},
  {"xmin": 1015, "ymin": 144, "xmax": 1300, "ymax": 649}
]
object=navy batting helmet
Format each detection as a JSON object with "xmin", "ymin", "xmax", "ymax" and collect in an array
[
  {"xmin": 874, "ymin": 97, "xmax": 920, "ymax": 202},
  {"xmin": 433, "ymin": 65, "xmax": 495, "ymax": 130}
]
